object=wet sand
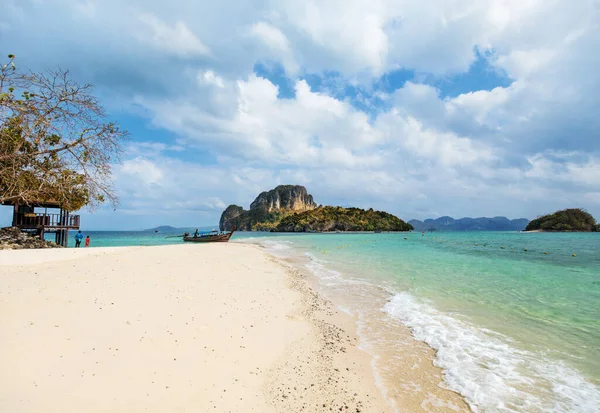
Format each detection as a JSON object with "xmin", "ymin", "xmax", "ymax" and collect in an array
[{"xmin": 273, "ymin": 252, "xmax": 471, "ymax": 413}]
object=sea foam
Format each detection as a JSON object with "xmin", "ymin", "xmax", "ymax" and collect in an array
[
  {"xmin": 384, "ymin": 292, "xmax": 600, "ymax": 412},
  {"xmin": 258, "ymin": 239, "xmax": 293, "ymax": 255}
]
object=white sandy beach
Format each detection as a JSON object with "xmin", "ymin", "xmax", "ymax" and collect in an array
[{"xmin": 0, "ymin": 244, "xmax": 398, "ymax": 413}]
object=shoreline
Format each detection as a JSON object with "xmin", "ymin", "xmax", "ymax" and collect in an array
[
  {"xmin": 258, "ymin": 243, "xmax": 471, "ymax": 412},
  {"xmin": 252, "ymin": 234, "xmax": 600, "ymax": 412},
  {"xmin": 0, "ymin": 244, "xmax": 394, "ymax": 412},
  {"xmin": 262, "ymin": 254, "xmax": 396, "ymax": 412}
]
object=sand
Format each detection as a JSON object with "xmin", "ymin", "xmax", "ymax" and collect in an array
[{"xmin": 0, "ymin": 244, "xmax": 395, "ymax": 413}]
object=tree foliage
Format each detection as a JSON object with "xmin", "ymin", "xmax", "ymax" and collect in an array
[
  {"xmin": 0, "ymin": 55, "xmax": 127, "ymax": 211},
  {"xmin": 275, "ymin": 206, "xmax": 414, "ymax": 232},
  {"xmin": 525, "ymin": 208, "xmax": 598, "ymax": 232}
]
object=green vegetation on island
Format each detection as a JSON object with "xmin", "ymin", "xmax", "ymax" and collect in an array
[
  {"xmin": 275, "ymin": 206, "xmax": 413, "ymax": 232},
  {"xmin": 525, "ymin": 208, "xmax": 599, "ymax": 232}
]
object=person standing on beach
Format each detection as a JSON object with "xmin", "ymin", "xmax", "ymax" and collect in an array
[
  {"xmin": 75, "ymin": 231, "xmax": 83, "ymax": 248},
  {"xmin": 85, "ymin": 236, "xmax": 90, "ymax": 247}
]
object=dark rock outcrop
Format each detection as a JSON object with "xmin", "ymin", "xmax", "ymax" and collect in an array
[
  {"xmin": 0, "ymin": 227, "xmax": 62, "ymax": 249},
  {"xmin": 219, "ymin": 205, "xmax": 245, "ymax": 231},
  {"xmin": 409, "ymin": 216, "xmax": 530, "ymax": 232},
  {"xmin": 220, "ymin": 185, "xmax": 317, "ymax": 231}
]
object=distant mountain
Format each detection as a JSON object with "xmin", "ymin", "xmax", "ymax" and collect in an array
[
  {"xmin": 409, "ymin": 216, "xmax": 529, "ymax": 232},
  {"xmin": 142, "ymin": 226, "xmax": 181, "ymax": 232},
  {"xmin": 142, "ymin": 225, "xmax": 217, "ymax": 232},
  {"xmin": 525, "ymin": 208, "xmax": 598, "ymax": 232}
]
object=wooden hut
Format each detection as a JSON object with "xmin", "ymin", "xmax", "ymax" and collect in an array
[{"xmin": 1, "ymin": 200, "xmax": 80, "ymax": 247}]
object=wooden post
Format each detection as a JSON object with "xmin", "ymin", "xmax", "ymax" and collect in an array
[
  {"xmin": 12, "ymin": 203, "xmax": 18, "ymax": 226},
  {"xmin": 64, "ymin": 211, "xmax": 69, "ymax": 247},
  {"xmin": 58, "ymin": 209, "xmax": 63, "ymax": 247}
]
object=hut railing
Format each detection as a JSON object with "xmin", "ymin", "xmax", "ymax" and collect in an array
[{"xmin": 13, "ymin": 213, "xmax": 80, "ymax": 229}]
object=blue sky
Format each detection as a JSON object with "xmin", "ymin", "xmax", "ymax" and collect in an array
[{"xmin": 2, "ymin": 0, "xmax": 600, "ymax": 230}]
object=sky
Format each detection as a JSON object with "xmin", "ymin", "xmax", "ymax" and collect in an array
[{"xmin": 1, "ymin": 0, "xmax": 600, "ymax": 230}]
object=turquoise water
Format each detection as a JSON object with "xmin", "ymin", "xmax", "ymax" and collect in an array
[
  {"xmin": 69, "ymin": 230, "xmax": 600, "ymax": 411},
  {"xmin": 60, "ymin": 228, "xmax": 211, "ymax": 248},
  {"xmin": 281, "ymin": 232, "xmax": 600, "ymax": 371}
]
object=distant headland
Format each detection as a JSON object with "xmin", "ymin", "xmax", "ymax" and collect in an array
[
  {"xmin": 142, "ymin": 225, "xmax": 216, "ymax": 233},
  {"xmin": 409, "ymin": 216, "xmax": 530, "ymax": 232},
  {"xmin": 219, "ymin": 185, "xmax": 413, "ymax": 232},
  {"xmin": 142, "ymin": 226, "xmax": 181, "ymax": 232}
]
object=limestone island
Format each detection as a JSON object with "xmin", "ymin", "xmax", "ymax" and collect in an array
[
  {"xmin": 219, "ymin": 185, "xmax": 413, "ymax": 232},
  {"xmin": 525, "ymin": 208, "xmax": 599, "ymax": 232}
]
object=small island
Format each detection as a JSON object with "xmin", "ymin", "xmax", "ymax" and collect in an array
[
  {"xmin": 525, "ymin": 208, "xmax": 599, "ymax": 232},
  {"xmin": 219, "ymin": 185, "xmax": 413, "ymax": 232}
]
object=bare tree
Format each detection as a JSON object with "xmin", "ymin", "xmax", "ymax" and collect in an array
[{"xmin": 0, "ymin": 54, "xmax": 127, "ymax": 210}]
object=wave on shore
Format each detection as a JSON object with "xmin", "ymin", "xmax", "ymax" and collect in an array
[{"xmin": 384, "ymin": 293, "xmax": 600, "ymax": 412}]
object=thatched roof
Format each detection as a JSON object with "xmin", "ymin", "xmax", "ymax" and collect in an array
[{"xmin": 1, "ymin": 200, "xmax": 63, "ymax": 208}]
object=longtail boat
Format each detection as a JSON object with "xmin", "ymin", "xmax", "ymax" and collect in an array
[{"xmin": 182, "ymin": 226, "xmax": 236, "ymax": 243}]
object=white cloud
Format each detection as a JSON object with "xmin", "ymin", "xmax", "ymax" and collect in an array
[
  {"xmin": 278, "ymin": 0, "xmax": 389, "ymax": 74},
  {"xmin": 526, "ymin": 153, "xmax": 600, "ymax": 189},
  {"xmin": 446, "ymin": 84, "xmax": 516, "ymax": 126},
  {"xmin": 248, "ymin": 21, "xmax": 299, "ymax": 74},
  {"xmin": 496, "ymin": 48, "xmax": 556, "ymax": 79},
  {"xmin": 199, "ymin": 70, "xmax": 225, "ymax": 88},
  {"xmin": 114, "ymin": 156, "xmax": 239, "ymax": 214},
  {"xmin": 137, "ymin": 13, "xmax": 210, "ymax": 57},
  {"xmin": 119, "ymin": 157, "xmax": 164, "ymax": 186},
  {"xmin": 378, "ymin": 114, "xmax": 496, "ymax": 166},
  {"xmin": 137, "ymin": 74, "xmax": 383, "ymax": 167},
  {"xmin": 125, "ymin": 142, "xmax": 186, "ymax": 158},
  {"xmin": 250, "ymin": 22, "xmax": 290, "ymax": 52}
]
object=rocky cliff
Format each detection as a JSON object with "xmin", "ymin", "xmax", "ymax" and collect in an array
[
  {"xmin": 250, "ymin": 185, "xmax": 316, "ymax": 213},
  {"xmin": 219, "ymin": 185, "xmax": 317, "ymax": 231}
]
